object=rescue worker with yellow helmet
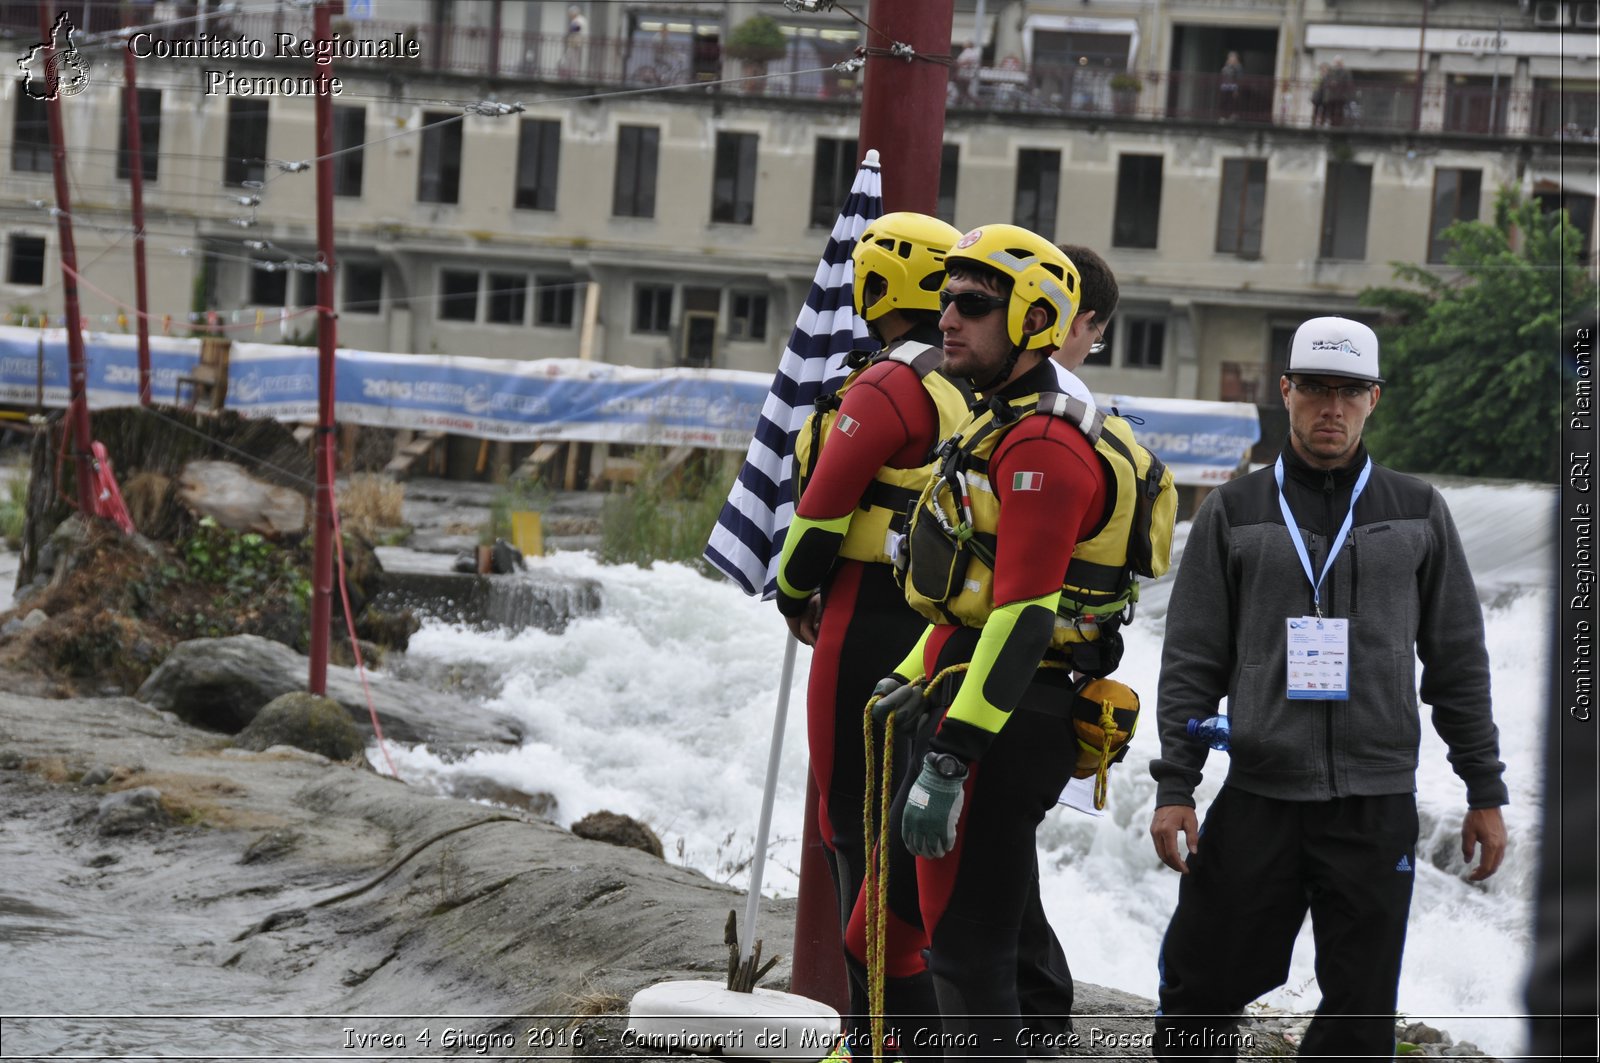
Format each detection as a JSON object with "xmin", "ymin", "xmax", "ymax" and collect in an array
[
  {"xmin": 773, "ymin": 210, "xmax": 968, "ymax": 1060},
  {"xmin": 865, "ymin": 223, "xmax": 1141, "ymax": 1060}
]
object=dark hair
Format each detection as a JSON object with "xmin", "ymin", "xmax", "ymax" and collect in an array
[
  {"xmin": 945, "ymin": 259, "xmax": 1012, "ymax": 297},
  {"xmin": 1059, "ymin": 244, "xmax": 1119, "ymax": 324}
]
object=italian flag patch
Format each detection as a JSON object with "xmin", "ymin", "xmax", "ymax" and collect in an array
[
  {"xmin": 1012, "ymin": 471, "xmax": 1044, "ymax": 491},
  {"xmin": 836, "ymin": 414, "xmax": 860, "ymax": 437}
]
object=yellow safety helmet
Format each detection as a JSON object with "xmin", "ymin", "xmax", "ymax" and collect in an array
[
  {"xmin": 945, "ymin": 224, "xmax": 1079, "ymax": 350},
  {"xmin": 852, "ymin": 212, "xmax": 964, "ymax": 322}
]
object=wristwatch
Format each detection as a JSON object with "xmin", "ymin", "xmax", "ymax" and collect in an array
[{"xmin": 925, "ymin": 751, "xmax": 968, "ymax": 780}]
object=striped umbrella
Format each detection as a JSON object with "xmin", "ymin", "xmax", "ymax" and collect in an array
[{"xmin": 704, "ymin": 150, "xmax": 884, "ymax": 597}]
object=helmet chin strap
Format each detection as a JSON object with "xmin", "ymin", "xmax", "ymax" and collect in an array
[{"xmin": 968, "ymin": 342, "xmax": 1027, "ymax": 396}]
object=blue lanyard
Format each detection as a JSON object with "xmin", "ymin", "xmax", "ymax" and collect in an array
[{"xmin": 1274, "ymin": 456, "xmax": 1371, "ymax": 617}]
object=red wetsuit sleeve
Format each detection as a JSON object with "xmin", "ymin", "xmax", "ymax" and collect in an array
[
  {"xmin": 989, "ymin": 417, "xmax": 1107, "ymax": 606},
  {"xmin": 794, "ymin": 359, "xmax": 940, "ymax": 521}
]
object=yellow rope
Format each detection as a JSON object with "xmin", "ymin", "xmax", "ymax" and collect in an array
[
  {"xmin": 1093, "ymin": 697, "xmax": 1116, "ymax": 810},
  {"xmin": 859, "ymin": 658, "xmax": 1083, "ymax": 1059},
  {"xmin": 861, "ymin": 693, "xmax": 887, "ymax": 1060}
]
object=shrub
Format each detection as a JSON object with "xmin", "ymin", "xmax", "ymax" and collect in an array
[
  {"xmin": 339, "ymin": 473, "xmax": 405, "ymax": 541},
  {"xmin": 598, "ymin": 451, "xmax": 739, "ymax": 574}
]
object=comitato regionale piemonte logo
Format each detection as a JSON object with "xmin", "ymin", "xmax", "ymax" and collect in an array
[{"xmin": 17, "ymin": 12, "xmax": 92, "ymax": 101}]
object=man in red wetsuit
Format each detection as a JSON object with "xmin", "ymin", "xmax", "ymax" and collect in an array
[
  {"xmin": 872, "ymin": 225, "xmax": 1125, "ymax": 1060},
  {"xmin": 775, "ymin": 212, "xmax": 969, "ymax": 1060}
]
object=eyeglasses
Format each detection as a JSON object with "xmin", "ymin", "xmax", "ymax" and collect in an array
[
  {"xmin": 939, "ymin": 289, "xmax": 1009, "ymax": 318},
  {"xmin": 1087, "ymin": 322, "xmax": 1108, "ymax": 356},
  {"xmin": 1288, "ymin": 378, "xmax": 1374, "ymax": 401}
]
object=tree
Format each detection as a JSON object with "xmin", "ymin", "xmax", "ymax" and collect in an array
[{"xmin": 1359, "ymin": 188, "xmax": 1594, "ymax": 483}]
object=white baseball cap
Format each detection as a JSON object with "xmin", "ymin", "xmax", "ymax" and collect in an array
[{"xmin": 1286, "ymin": 316, "xmax": 1382, "ymax": 383}]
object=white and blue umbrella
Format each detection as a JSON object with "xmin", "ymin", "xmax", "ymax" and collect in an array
[{"xmin": 704, "ymin": 150, "xmax": 884, "ymax": 597}]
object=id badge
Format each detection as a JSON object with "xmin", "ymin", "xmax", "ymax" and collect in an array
[{"xmin": 1285, "ymin": 616, "xmax": 1350, "ymax": 700}]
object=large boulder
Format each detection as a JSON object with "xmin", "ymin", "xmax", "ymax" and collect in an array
[
  {"xmin": 177, "ymin": 460, "xmax": 307, "ymax": 536},
  {"xmin": 135, "ymin": 634, "xmax": 523, "ymax": 749},
  {"xmin": 236, "ymin": 692, "xmax": 364, "ymax": 761}
]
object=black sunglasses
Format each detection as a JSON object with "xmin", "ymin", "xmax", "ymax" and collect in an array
[{"xmin": 939, "ymin": 289, "xmax": 1009, "ymax": 318}]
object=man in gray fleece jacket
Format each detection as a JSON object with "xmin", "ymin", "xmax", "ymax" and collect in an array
[{"xmin": 1147, "ymin": 316, "xmax": 1508, "ymax": 1060}]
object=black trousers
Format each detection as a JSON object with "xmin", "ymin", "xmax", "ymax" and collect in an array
[
  {"xmin": 1155, "ymin": 788, "xmax": 1419, "ymax": 1061},
  {"xmin": 819, "ymin": 566, "xmax": 1075, "ymax": 1054}
]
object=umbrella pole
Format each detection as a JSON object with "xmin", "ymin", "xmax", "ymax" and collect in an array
[{"xmin": 740, "ymin": 633, "xmax": 799, "ymax": 965}]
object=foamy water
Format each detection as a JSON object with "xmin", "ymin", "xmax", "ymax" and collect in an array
[{"xmin": 385, "ymin": 478, "xmax": 1555, "ymax": 1058}]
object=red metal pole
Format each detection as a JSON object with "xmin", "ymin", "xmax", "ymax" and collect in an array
[
  {"xmin": 790, "ymin": 775, "xmax": 850, "ymax": 1014},
  {"xmin": 122, "ymin": 3, "xmax": 151, "ymax": 405},
  {"xmin": 856, "ymin": 0, "xmax": 955, "ymax": 213},
  {"xmin": 37, "ymin": 2, "xmax": 96, "ymax": 516},
  {"xmin": 787, "ymin": 0, "xmax": 956, "ymax": 1011},
  {"xmin": 308, "ymin": 0, "xmax": 339, "ymax": 695}
]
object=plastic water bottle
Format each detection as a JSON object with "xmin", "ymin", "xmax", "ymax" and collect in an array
[{"xmin": 1186, "ymin": 715, "xmax": 1230, "ymax": 751}]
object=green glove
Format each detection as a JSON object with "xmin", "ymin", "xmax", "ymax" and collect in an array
[
  {"xmin": 870, "ymin": 676, "xmax": 930, "ymax": 728},
  {"xmin": 902, "ymin": 753, "xmax": 968, "ymax": 859}
]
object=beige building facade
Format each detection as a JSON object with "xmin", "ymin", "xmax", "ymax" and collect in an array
[{"xmin": 2, "ymin": 1, "xmax": 1594, "ymax": 445}]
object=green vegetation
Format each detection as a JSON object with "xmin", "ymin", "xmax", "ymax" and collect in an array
[
  {"xmin": 179, "ymin": 516, "xmax": 312, "ymax": 610},
  {"xmin": 725, "ymin": 15, "xmax": 787, "ymax": 63},
  {"xmin": 598, "ymin": 451, "xmax": 739, "ymax": 575},
  {"xmin": 0, "ymin": 474, "xmax": 26, "ymax": 549},
  {"xmin": 1360, "ymin": 188, "xmax": 1594, "ymax": 482}
]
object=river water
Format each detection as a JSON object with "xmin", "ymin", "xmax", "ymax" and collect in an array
[
  {"xmin": 381, "ymin": 477, "xmax": 1555, "ymax": 1058},
  {"xmin": 0, "ymin": 477, "xmax": 1556, "ymax": 1058}
]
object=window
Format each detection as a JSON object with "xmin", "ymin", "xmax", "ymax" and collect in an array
[
  {"xmin": 116, "ymin": 88, "xmax": 161, "ymax": 182},
  {"xmin": 634, "ymin": 284, "xmax": 673, "ymax": 333},
  {"xmin": 224, "ymin": 99, "xmax": 269, "ymax": 187},
  {"xmin": 1319, "ymin": 161, "xmax": 1372, "ymax": 260},
  {"xmin": 292, "ymin": 269, "xmax": 317, "ymax": 308},
  {"xmin": 1013, "ymin": 149, "xmax": 1060, "ymax": 239},
  {"xmin": 514, "ymin": 118, "xmax": 560, "ymax": 211},
  {"xmin": 7, "ymin": 235, "xmax": 45, "ymax": 285},
  {"xmin": 1124, "ymin": 316, "xmax": 1166, "ymax": 369},
  {"xmin": 730, "ymin": 291, "xmax": 768, "ymax": 341},
  {"xmin": 10, "ymin": 87, "xmax": 48, "ymax": 173},
  {"xmin": 249, "ymin": 263, "xmax": 288, "ymax": 306},
  {"xmin": 613, "ymin": 125, "xmax": 660, "ymax": 218},
  {"xmin": 937, "ymin": 143, "xmax": 960, "ymax": 225},
  {"xmin": 1216, "ymin": 159, "xmax": 1266, "ymax": 257},
  {"xmin": 440, "ymin": 270, "xmax": 479, "ymax": 321},
  {"xmin": 486, "ymin": 272, "xmax": 527, "ymax": 324},
  {"xmin": 810, "ymin": 137, "xmax": 858, "ymax": 228},
  {"xmin": 1427, "ymin": 169, "xmax": 1481, "ymax": 264},
  {"xmin": 333, "ymin": 105, "xmax": 364, "ymax": 198},
  {"xmin": 417, "ymin": 111, "xmax": 462, "ymax": 204},
  {"xmin": 1536, "ymin": 187, "xmax": 1596, "ymax": 265},
  {"xmin": 343, "ymin": 261, "xmax": 383, "ymax": 314},
  {"xmin": 711, "ymin": 132, "xmax": 758, "ymax": 225},
  {"xmin": 1113, "ymin": 154, "xmax": 1163, "ymax": 249},
  {"xmin": 535, "ymin": 276, "xmax": 576, "ymax": 327}
]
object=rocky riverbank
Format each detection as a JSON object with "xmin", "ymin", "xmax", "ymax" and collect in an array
[
  {"xmin": 2, "ymin": 676, "xmax": 1507, "ymax": 1061},
  {"xmin": 0, "ymin": 682, "xmax": 1181, "ymax": 1061}
]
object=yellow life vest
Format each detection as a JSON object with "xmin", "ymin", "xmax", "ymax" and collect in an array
[
  {"xmin": 900, "ymin": 389, "xmax": 1176, "ymax": 660},
  {"xmin": 792, "ymin": 341, "xmax": 971, "ymax": 567}
]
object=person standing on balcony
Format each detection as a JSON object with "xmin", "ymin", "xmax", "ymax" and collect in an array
[
  {"xmin": 1219, "ymin": 51, "xmax": 1243, "ymax": 120},
  {"xmin": 1147, "ymin": 316, "xmax": 1508, "ymax": 1060},
  {"xmin": 1311, "ymin": 62, "xmax": 1331, "ymax": 126},
  {"xmin": 954, "ymin": 40, "xmax": 982, "ymax": 103},
  {"xmin": 560, "ymin": 4, "xmax": 588, "ymax": 77},
  {"xmin": 1324, "ymin": 56, "xmax": 1353, "ymax": 127}
]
